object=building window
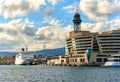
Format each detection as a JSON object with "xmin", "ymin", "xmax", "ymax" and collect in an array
[
  {"xmin": 103, "ymin": 58, "xmax": 107, "ymax": 62},
  {"xmin": 80, "ymin": 59, "xmax": 82, "ymax": 62},
  {"xmin": 96, "ymin": 58, "xmax": 102, "ymax": 62},
  {"xmin": 73, "ymin": 59, "xmax": 74, "ymax": 62},
  {"xmin": 97, "ymin": 54, "xmax": 108, "ymax": 57},
  {"xmin": 80, "ymin": 59, "xmax": 85, "ymax": 62},
  {"xmin": 114, "ymin": 60, "xmax": 119, "ymax": 62},
  {"xmin": 61, "ymin": 60, "xmax": 64, "ymax": 63},
  {"xmin": 75, "ymin": 59, "xmax": 77, "ymax": 62},
  {"xmin": 83, "ymin": 59, "xmax": 85, "ymax": 62}
]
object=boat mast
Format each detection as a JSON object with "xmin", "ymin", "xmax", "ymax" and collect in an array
[
  {"xmin": 26, "ymin": 44, "xmax": 28, "ymax": 51},
  {"xmin": 43, "ymin": 43, "xmax": 45, "ymax": 49}
]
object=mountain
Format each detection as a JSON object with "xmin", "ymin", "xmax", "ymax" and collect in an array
[
  {"xmin": 35, "ymin": 47, "xmax": 65, "ymax": 56},
  {"xmin": 0, "ymin": 47, "xmax": 65, "ymax": 56},
  {"xmin": 0, "ymin": 52, "xmax": 17, "ymax": 56}
]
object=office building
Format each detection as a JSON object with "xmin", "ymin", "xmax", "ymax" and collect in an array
[{"xmin": 65, "ymin": 10, "xmax": 120, "ymax": 66}]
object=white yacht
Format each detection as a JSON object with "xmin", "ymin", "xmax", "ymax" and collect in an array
[
  {"xmin": 15, "ymin": 48, "xmax": 35, "ymax": 65},
  {"xmin": 104, "ymin": 53, "xmax": 120, "ymax": 66}
]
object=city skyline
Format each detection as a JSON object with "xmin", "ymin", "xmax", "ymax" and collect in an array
[{"xmin": 0, "ymin": 0, "xmax": 120, "ymax": 51}]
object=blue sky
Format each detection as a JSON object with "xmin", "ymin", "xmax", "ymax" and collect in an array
[
  {"xmin": 0, "ymin": 0, "xmax": 120, "ymax": 51},
  {"xmin": 0, "ymin": 0, "xmax": 96, "ymax": 27}
]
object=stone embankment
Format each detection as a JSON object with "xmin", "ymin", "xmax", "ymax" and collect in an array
[{"xmin": 0, "ymin": 56, "xmax": 15, "ymax": 65}]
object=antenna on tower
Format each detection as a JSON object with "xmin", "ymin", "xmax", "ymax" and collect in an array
[
  {"xmin": 75, "ymin": 3, "xmax": 79, "ymax": 13},
  {"xmin": 43, "ymin": 43, "xmax": 46, "ymax": 49},
  {"xmin": 76, "ymin": 7, "xmax": 78, "ymax": 12},
  {"xmin": 76, "ymin": 8, "xmax": 78, "ymax": 12}
]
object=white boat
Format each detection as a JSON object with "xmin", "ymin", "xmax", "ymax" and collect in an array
[
  {"xmin": 15, "ymin": 48, "xmax": 35, "ymax": 65},
  {"xmin": 104, "ymin": 53, "xmax": 120, "ymax": 66}
]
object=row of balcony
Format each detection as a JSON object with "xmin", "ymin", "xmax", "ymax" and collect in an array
[
  {"xmin": 99, "ymin": 40, "xmax": 120, "ymax": 42},
  {"xmin": 98, "ymin": 35, "xmax": 120, "ymax": 38}
]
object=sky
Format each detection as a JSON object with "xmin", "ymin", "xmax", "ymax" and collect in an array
[{"xmin": 0, "ymin": 0, "xmax": 120, "ymax": 52}]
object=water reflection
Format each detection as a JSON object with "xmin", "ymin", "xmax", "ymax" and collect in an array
[{"xmin": 0, "ymin": 66, "xmax": 120, "ymax": 82}]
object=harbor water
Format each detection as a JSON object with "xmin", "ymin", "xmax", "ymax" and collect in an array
[{"xmin": 0, "ymin": 65, "xmax": 120, "ymax": 82}]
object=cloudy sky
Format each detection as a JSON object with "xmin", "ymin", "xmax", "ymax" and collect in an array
[{"xmin": 0, "ymin": 0, "xmax": 120, "ymax": 51}]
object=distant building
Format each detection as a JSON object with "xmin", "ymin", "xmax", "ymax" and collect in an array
[
  {"xmin": 47, "ymin": 55, "xmax": 69, "ymax": 66},
  {"xmin": 65, "ymin": 10, "xmax": 120, "ymax": 66}
]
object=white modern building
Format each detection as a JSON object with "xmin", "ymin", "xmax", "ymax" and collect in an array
[{"xmin": 65, "ymin": 10, "xmax": 120, "ymax": 66}]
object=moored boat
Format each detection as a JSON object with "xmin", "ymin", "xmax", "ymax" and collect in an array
[
  {"xmin": 15, "ymin": 48, "xmax": 35, "ymax": 65},
  {"xmin": 104, "ymin": 53, "xmax": 120, "ymax": 66}
]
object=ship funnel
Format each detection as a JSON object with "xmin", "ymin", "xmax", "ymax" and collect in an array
[{"xmin": 22, "ymin": 48, "xmax": 25, "ymax": 52}]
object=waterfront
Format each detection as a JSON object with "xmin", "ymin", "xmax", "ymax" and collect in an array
[{"xmin": 0, "ymin": 65, "xmax": 120, "ymax": 82}]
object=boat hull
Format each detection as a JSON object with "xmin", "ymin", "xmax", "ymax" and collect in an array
[
  {"xmin": 15, "ymin": 58, "xmax": 34, "ymax": 65},
  {"xmin": 15, "ymin": 59, "xmax": 26, "ymax": 65},
  {"xmin": 104, "ymin": 62, "xmax": 120, "ymax": 66}
]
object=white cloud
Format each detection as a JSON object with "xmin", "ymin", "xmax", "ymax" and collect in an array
[
  {"xmin": 62, "ymin": 5, "xmax": 74, "ymax": 14},
  {"xmin": 0, "ymin": 18, "xmax": 37, "ymax": 51},
  {"xmin": 62, "ymin": 2, "xmax": 79, "ymax": 14},
  {"xmin": 62, "ymin": 5, "xmax": 73, "ymax": 10},
  {"xmin": 80, "ymin": 0, "xmax": 120, "ymax": 21},
  {"xmin": 43, "ymin": 7, "xmax": 54, "ymax": 18},
  {"xmin": 48, "ymin": 0, "xmax": 63, "ymax": 5},
  {"xmin": 0, "ymin": 16, "xmax": 120, "ymax": 51},
  {"xmin": 0, "ymin": 0, "xmax": 46, "ymax": 18},
  {"xmin": 0, "ymin": 18, "xmax": 73, "ymax": 51},
  {"xmin": 81, "ymin": 18, "xmax": 120, "ymax": 33},
  {"xmin": 34, "ymin": 18, "xmax": 73, "ymax": 49}
]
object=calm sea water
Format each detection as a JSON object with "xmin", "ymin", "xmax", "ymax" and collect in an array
[{"xmin": 0, "ymin": 65, "xmax": 120, "ymax": 82}]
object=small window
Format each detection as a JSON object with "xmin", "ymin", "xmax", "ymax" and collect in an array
[
  {"xmin": 80, "ymin": 59, "xmax": 82, "ymax": 62},
  {"xmin": 83, "ymin": 59, "xmax": 85, "ymax": 62},
  {"xmin": 103, "ymin": 58, "xmax": 107, "ymax": 62},
  {"xmin": 75, "ymin": 59, "xmax": 77, "ymax": 62},
  {"xmin": 73, "ymin": 59, "xmax": 74, "ymax": 62},
  {"xmin": 61, "ymin": 60, "xmax": 64, "ymax": 63},
  {"xmin": 114, "ymin": 60, "xmax": 118, "ymax": 62},
  {"xmin": 96, "ymin": 58, "xmax": 102, "ymax": 62}
]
